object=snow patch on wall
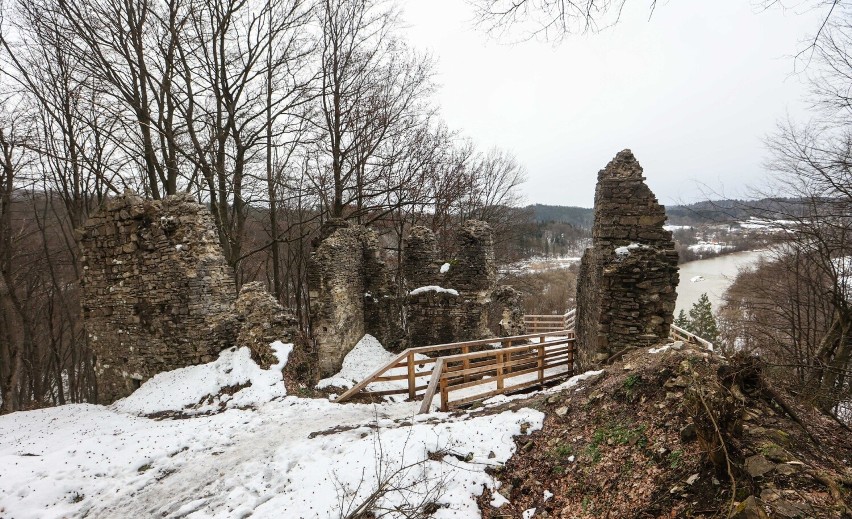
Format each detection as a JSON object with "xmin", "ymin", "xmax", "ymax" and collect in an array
[{"xmin": 409, "ymin": 285, "xmax": 459, "ymax": 296}]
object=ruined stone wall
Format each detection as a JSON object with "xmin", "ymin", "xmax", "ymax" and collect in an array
[
  {"xmin": 308, "ymin": 219, "xmax": 519, "ymax": 371},
  {"xmin": 575, "ymin": 150, "xmax": 679, "ymax": 369},
  {"xmin": 79, "ymin": 192, "xmax": 238, "ymax": 403},
  {"xmin": 235, "ymin": 282, "xmax": 300, "ymax": 369},
  {"xmin": 308, "ymin": 220, "xmax": 396, "ymax": 377},
  {"xmin": 491, "ymin": 285, "xmax": 526, "ymax": 337},
  {"xmin": 404, "ymin": 221, "xmax": 497, "ymax": 347},
  {"xmin": 402, "ymin": 226, "xmax": 440, "ymax": 289}
]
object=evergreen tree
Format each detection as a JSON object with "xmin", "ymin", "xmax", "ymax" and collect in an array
[
  {"xmin": 674, "ymin": 309, "xmax": 689, "ymax": 329},
  {"xmin": 686, "ymin": 293, "xmax": 719, "ymax": 344}
]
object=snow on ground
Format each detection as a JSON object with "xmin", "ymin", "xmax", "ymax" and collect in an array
[
  {"xmin": 481, "ymin": 369, "xmax": 604, "ymax": 406},
  {"xmin": 1, "ymin": 339, "xmax": 543, "ymax": 519},
  {"xmin": 316, "ymin": 334, "xmax": 430, "ymax": 394},
  {"xmin": 499, "ymin": 255, "xmax": 582, "ymax": 276},
  {"xmin": 688, "ymin": 242, "xmax": 734, "ymax": 254},
  {"xmin": 113, "ymin": 342, "xmax": 292, "ymax": 415}
]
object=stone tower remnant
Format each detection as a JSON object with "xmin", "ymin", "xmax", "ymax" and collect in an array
[
  {"xmin": 575, "ymin": 149, "xmax": 679, "ymax": 369},
  {"xmin": 404, "ymin": 220, "xmax": 498, "ymax": 347},
  {"xmin": 308, "ymin": 218, "xmax": 523, "ymax": 375},
  {"xmin": 308, "ymin": 220, "xmax": 395, "ymax": 377},
  {"xmin": 79, "ymin": 192, "xmax": 239, "ymax": 403}
]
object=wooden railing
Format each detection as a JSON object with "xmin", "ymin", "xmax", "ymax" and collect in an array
[
  {"xmin": 524, "ymin": 309, "xmax": 576, "ymax": 334},
  {"xmin": 669, "ymin": 323, "xmax": 714, "ymax": 350},
  {"xmin": 418, "ymin": 336, "xmax": 574, "ymax": 413},
  {"xmin": 334, "ymin": 330, "xmax": 574, "ymax": 406},
  {"xmin": 335, "ymin": 309, "xmax": 711, "ymax": 413}
]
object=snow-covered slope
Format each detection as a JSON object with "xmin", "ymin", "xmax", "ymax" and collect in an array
[{"xmin": 0, "ymin": 339, "xmax": 543, "ymax": 519}]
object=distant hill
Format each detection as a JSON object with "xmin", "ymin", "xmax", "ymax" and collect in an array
[
  {"xmin": 528, "ymin": 204, "xmax": 594, "ymax": 228},
  {"xmin": 527, "ymin": 198, "xmax": 805, "ymax": 228}
]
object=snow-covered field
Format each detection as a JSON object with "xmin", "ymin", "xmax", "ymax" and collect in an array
[
  {"xmin": 688, "ymin": 242, "xmax": 734, "ymax": 254},
  {"xmin": 0, "ymin": 338, "xmax": 545, "ymax": 519},
  {"xmin": 499, "ymin": 255, "xmax": 581, "ymax": 276}
]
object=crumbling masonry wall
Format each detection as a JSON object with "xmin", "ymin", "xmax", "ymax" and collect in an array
[
  {"xmin": 308, "ymin": 220, "xmax": 395, "ymax": 377},
  {"xmin": 79, "ymin": 192, "xmax": 239, "ymax": 403},
  {"xmin": 235, "ymin": 282, "xmax": 300, "ymax": 369},
  {"xmin": 308, "ymin": 219, "xmax": 525, "ymax": 375},
  {"xmin": 404, "ymin": 221, "xmax": 504, "ymax": 347},
  {"xmin": 575, "ymin": 150, "xmax": 680, "ymax": 369}
]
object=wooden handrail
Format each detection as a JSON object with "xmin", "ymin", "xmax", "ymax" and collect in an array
[
  {"xmin": 525, "ymin": 309, "xmax": 577, "ymax": 334},
  {"xmin": 334, "ymin": 329, "xmax": 573, "ymax": 403},
  {"xmin": 670, "ymin": 324, "xmax": 714, "ymax": 350},
  {"xmin": 336, "ymin": 307, "xmax": 712, "ymax": 412},
  {"xmin": 419, "ymin": 337, "xmax": 575, "ymax": 413}
]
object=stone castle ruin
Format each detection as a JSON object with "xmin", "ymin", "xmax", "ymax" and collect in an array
[
  {"xmin": 308, "ymin": 219, "xmax": 525, "ymax": 377},
  {"xmin": 307, "ymin": 220, "xmax": 399, "ymax": 377},
  {"xmin": 575, "ymin": 150, "xmax": 679, "ymax": 369},
  {"xmin": 79, "ymin": 192, "xmax": 300, "ymax": 403},
  {"xmin": 79, "ymin": 149, "xmax": 678, "ymax": 401},
  {"xmin": 402, "ymin": 221, "xmax": 496, "ymax": 347}
]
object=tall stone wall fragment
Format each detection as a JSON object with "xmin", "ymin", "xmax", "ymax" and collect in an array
[
  {"xmin": 79, "ymin": 192, "xmax": 238, "ymax": 403},
  {"xmin": 235, "ymin": 282, "xmax": 300, "ymax": 369},
  {"xmin": 404, "ymin": 221, "xmax": 496, "ymax": 347},
  {"xmin": 575, "ymin": 150, "xmax": 680, "ymax": 369},
  {"xmin": 308, "ymin": 220, "xmax": 396, "ymax": 377},
  {"xmin": 491, "ymin": 285, "xmax": 526, "ymax": 337}
]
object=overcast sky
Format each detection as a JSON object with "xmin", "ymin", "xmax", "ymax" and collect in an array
[{"xmin": 401, "ymin": 0, "xmax": 823, "ymax": 207}]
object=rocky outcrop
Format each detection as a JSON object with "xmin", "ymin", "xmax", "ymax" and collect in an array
[
  {"xmin": 79, "ymin": 192, "xmax": 238, "ymax": 403},
  {"xmin": 575, "ymin": 150, "xmax": 679, "ymax": 368},
  {"xmin": 235, "ymin": 282, "xmax": 300, "ymax": 369}
]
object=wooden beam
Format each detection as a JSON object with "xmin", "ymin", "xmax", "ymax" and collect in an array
[{"xmin": 418, "ymin": 358, "xmax": 444, "ymax": 414}]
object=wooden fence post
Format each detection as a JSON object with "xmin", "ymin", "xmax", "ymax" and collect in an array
[
  {"xmin": 462, "ymin": 345, "xmax": 470, "ymax": 383},
  {"xmin": 568, "ymin": 340, "xmax": 575, "ymax": 375},
  {"xmin": 419, "ymin": 358, "xmax": 444, "ymax": 414},
  {"xmin": 439, "ymin": 375, "xmax": 448, "ymax": 412},
  {"xmin": 407, "ymin": 351, "xmax": 415, "ymax": 400},
  {"xmin": 497, "ymin": 351, "xmax": 504, "ymax": 391},
  {"xmin": 537, "ymin": 344, "xmax": 545, "ymax": 384}
]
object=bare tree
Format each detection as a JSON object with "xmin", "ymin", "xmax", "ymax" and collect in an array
[
  {"xmin": 471, "ymin": 0, "xmax": 840, "ymax": 43},
  {"xmin": 313, "ymin": 0, "xmax": 435, "ymax": 219},
  {"xmin": 717, "ymin": 4, "xmax": 852, "ymax": 419}
]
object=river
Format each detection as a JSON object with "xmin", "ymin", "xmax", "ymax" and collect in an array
[{"xmin": 676, "ymin": 250, "xmax": 767, "ymax": 314}]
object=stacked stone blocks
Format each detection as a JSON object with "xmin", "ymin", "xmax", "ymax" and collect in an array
[
  {"xmin": 575, "ymin": 150, "xmax": 680, "ymax": 368},
  {"xmin": 79, "ymin": 192, "xmax": 239, "ymax": 403}
]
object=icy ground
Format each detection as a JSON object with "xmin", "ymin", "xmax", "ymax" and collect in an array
[{"xmin": 0, "ymin": 338, "xmax": 543, "ymax": 519}]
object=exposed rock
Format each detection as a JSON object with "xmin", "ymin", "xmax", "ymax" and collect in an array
[
  {"xmin": 575, "ymin": 150, "xmax": 679, "ymax": 369},
  {"xmin": 730, "ymin": 496, "xmax": 771, "ymax": 519},
  {"xmin": 235, "ymin": 282, "xmax": 299, "ymax": 369},
  {"xmin": 761, "ymin": 443, "xmax": 795, "ymax": 463},
  {"xmin": 79, "ymin": 192, "xmax": 238, "ymax": 403},
  {"xmin": 745, "ymin": 454, "xmax": 775, "ymax": 478}
]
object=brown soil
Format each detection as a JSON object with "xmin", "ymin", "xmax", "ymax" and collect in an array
[{"xmin": 478, "ymin": 342, "xmax": 852, "ymax": 518}]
